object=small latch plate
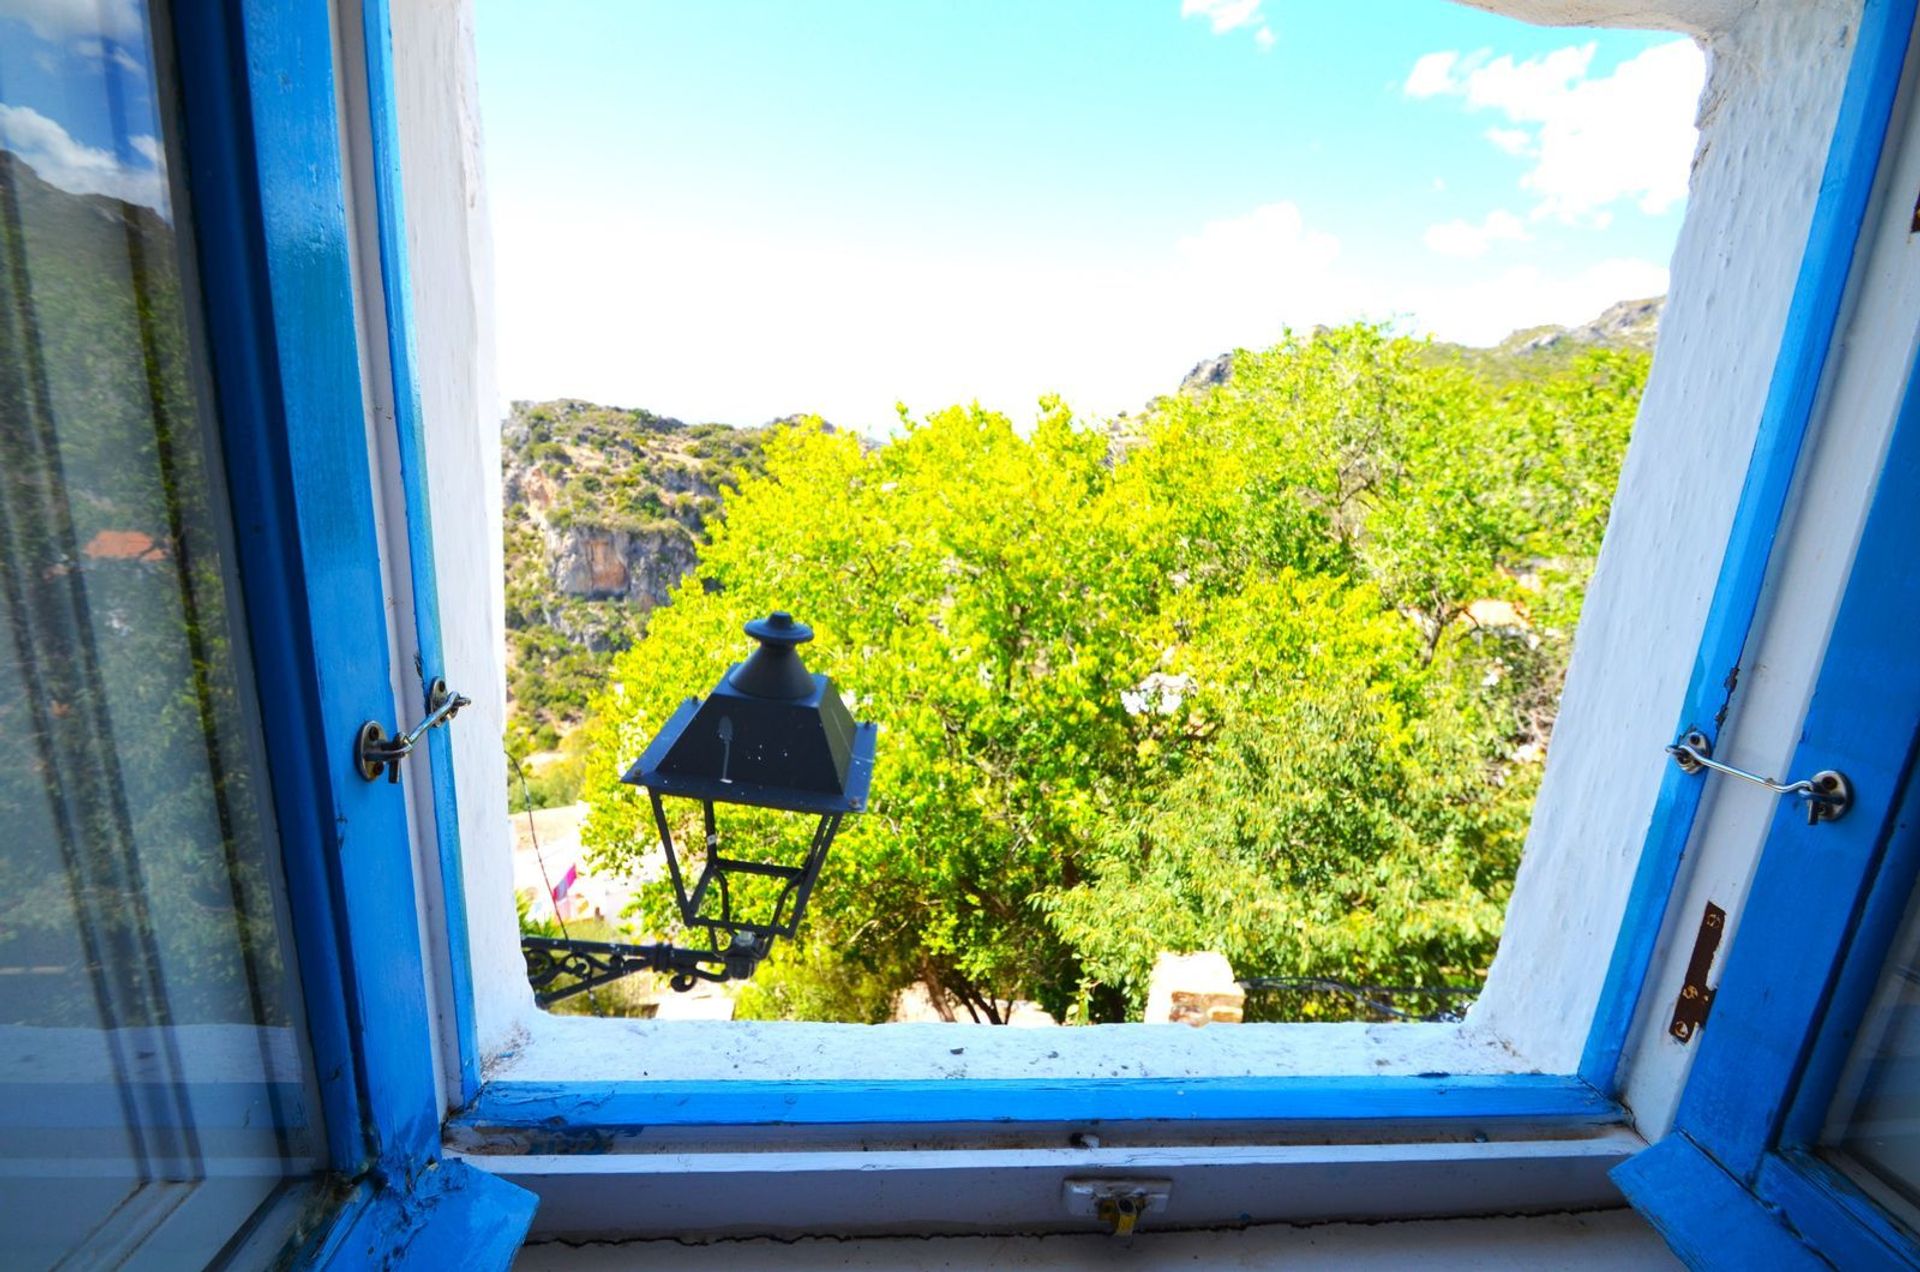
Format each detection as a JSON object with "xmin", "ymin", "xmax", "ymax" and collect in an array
[
  {"xmin": 1063, "ymin": 1178, "xmax": 1172, "ymax": 1235},
  {"xmin": 354, "ymin": 720, "xmax": 392, "ymax": 783},
  {"xmin": 1670, "ymin": 901, "xmax": 1726, "ymax": 1043}
]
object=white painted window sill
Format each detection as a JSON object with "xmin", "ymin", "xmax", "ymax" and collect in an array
[{"xmin": 486, "ymin": 1011, "xmax": 1532, "ymax": 1084}]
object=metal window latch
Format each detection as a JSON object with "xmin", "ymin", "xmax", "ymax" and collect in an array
[
  {"xmin": 355, "ymin": 678, "xmax": 470, "ymax": 783},
  {"xmin": 1670, "ymin": 901, "xmax": 1725, "ymax": 1043},
  {"xmin": 1667, "ymin": 731, "xmax": 1852, "ymax": 824},
  {"xmin": 1062, "ymin": 1179, "xmax": 1171, "ymax": 1236}
]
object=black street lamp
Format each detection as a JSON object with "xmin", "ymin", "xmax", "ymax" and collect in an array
[{"xmin": 521, "ymin": 613, "xmax": 876, "ymax": 1004}]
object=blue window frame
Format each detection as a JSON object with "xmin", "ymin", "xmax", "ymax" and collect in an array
[
  {"xmin": 1615, "ymin": 308, "xmax": 1920, "ymax": 1268},
  {"xmin": 163, "ymin": 0, "xmax": 530, "ymax": 1262},
  {"xmin": 1606, "ymin": 10, "xmax": 1920, "ymax": 1266},
  {"xmin": 1579, "ymin": 0, "xmax": 1919, "ymax": 1100},
  {"xmin": 357, "ymin": 0, "xmax": 484, "ymax": 1110},
  {"xmin": 47, "ymin": 0, "xmax": 1893, "ymax": 1257}
]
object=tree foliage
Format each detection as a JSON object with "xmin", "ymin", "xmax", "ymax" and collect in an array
[
  {"xmin": 580, "ymin": 325, "xmax": 1645, "ymax": 1022},
  {"xmin": 0, "ymin": 154, "xmax": 298, "ymax": 1030}
]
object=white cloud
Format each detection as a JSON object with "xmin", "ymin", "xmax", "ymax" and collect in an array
[
  {"xmin": 1180, "ymin": 0, "xmax": 1273, "ymax": 48},
  {"xmin": 1176, "ymin": 201, "xmax": 1336, "ymax": 270},
  {"xmin": 0, "ymin": 0, "xmax": 141, "ymax": 43},
  {"xmin": 1404, "ymin": 51, "xmax": 1460, "ymax": 98},
  {"xmin": 74, "ymin": 36, "xmax": 145, "ymax": 75},
  {"xmin": 1173, "ymin": 201, "xmax": 1342, "ymax": 325},
  {"xmin": 0, "ymin": 103, "xmax": 167, "ymax": 210},
  {"xmin": 1484, "ymin": 126, "xmax": 1531, "ymax": 156},
  {"xmin": 1459, "ymin": 43, "xmax": 1596, "ymax": 117},
  {"xmin": 1422, "ymin": 208, "xmax": 1528, "ymax": 258},
  {"xmin": 1391, "ymin": 256, "xmax": 1670, "ymax": 346},
  {"xmin": 1407, "ymin": 39, "xmax": 1703, "ymax": 224},
  {"xmin": 1181, "ymin": 0, "xmax": 1263, "ymax": 34},
  {"xmin": 489, "ymin": 193, "xmax": 1660, "ymax": 432}
]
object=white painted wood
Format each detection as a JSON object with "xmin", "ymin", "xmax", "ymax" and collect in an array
[
  {"xmin": 468, "ymin": 1131, "xmax": 1646, "ymax": 1241},
  {"xmin": 512, "ymin": 1209, "xmax": 1676, "ymax": 1271},
  {"xmin": 1621, "ymin": 15, "xmax": 1920, "ymax": 1140}
]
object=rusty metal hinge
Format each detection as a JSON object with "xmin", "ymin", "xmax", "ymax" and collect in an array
[{"xmin": 1670, "ymin": 901, "xmax": 1726, "ymax": 1043}]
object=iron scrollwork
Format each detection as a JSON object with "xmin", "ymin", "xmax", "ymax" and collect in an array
[{"xmin": 520, "ymin": 934, "xmax": 763, "ymax": 1005}]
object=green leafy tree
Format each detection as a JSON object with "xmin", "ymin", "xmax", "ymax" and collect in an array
[
  {"xmin": 583, "ymin": 401, "xmax": 1157, "ymax": 1021},
  {"xmin": 578, "ymin": 325, "xmax": 1646, "ymax": 1022}
]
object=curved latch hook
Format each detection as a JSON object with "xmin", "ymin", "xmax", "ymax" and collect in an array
[
  {"xmin": 355, "ymin": 678, "xmax": 471, "ymax": 784},
  {"xmin": 1667, "ymin": 730, "xmax": 1851, "ymax": 824}
]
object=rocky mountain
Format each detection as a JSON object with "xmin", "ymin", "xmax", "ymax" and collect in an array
[
  {"xmin": 502, "ymin": 399, "xmax": 765, "ymax": 741},
  {"xmin": 1178, "ymin": 351, "xmax": 1236, "ymax": 397},
  {"xmin": 1486, "ymin": 295, "xmax": 1662, "ymax": 356},
  {"xmin": 1421, "ymin": 296, "xmax": 1664, "ymax": 382},
  {"xmin": 1171, "ymin": 298, "xmax": 1663, "ymax": 400}
]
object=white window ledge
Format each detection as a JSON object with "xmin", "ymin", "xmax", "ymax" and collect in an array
[{"xmin": 487, "ymin": 1012, "xmax": 1529, "ymax": 1084}]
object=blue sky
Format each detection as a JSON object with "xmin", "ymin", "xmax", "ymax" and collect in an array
[
  {"xmin": 0, "ymin": 1, "xmax": 168, "ymax": 213},
  {"xmin": 477, "ymin": 1, "xmax": 1702, "ymax": 432}
]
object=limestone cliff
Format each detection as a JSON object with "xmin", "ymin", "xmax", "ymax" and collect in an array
[{"xmin": 502, "ymin": 399, "xmax": 765, "ymax": 737}]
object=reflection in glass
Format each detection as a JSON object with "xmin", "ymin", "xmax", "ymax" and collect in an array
[
  {"xmin": 0, "ymin": 2, "xmax": 322, "ymax": 1266},
  {"xmin": 1823, "ymin": 804, "xmax": 1920, "ymax": 1234}
]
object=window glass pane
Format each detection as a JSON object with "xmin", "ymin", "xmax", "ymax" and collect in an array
[
  {"xmin": 1822, "ymin": 805, "xmax": 1920, "ymax": 1232},
  {"xmin": 0, "ymin": 2, "xmax": 323, "ymax": 1267}
]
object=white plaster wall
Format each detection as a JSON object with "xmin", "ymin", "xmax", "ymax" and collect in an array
[
  {"xmin": 1470, "ymin": 0, "xmax": 1866, "ymax": 1073},
  {"xmin": 1458, "ymin": 0, "xmax": 1744, "ymax": 38},
  {"xmin": 388, "ymin": 0, "xmax": 535, "ymax": 1082},
  {"xmin": 513, "ymin": 1209, "xmax": 1677, "ymax": 1272}
]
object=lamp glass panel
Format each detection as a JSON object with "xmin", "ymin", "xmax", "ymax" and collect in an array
[{"xmin": 653, "ymin": 796, "xmax": 825, "ymax": 937}]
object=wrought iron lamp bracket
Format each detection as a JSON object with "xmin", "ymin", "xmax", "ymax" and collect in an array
[{"xmin": 520, "ymin": 932, "xmax": 766, "ymax": 1004}]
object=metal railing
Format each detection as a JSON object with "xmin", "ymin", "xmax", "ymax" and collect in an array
[{"xmin": 1237, "ymin": 978, "xmax": 1482, "ymax": 1023}]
